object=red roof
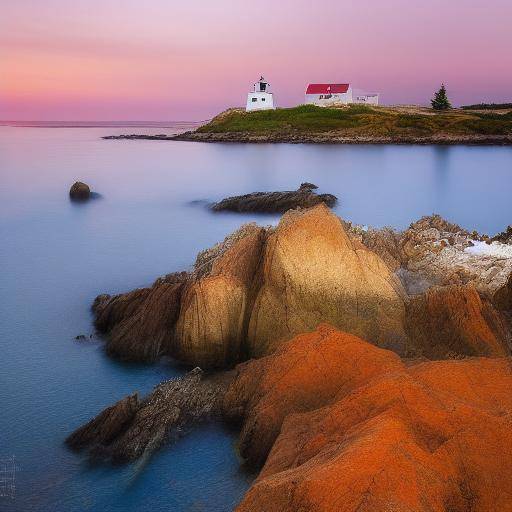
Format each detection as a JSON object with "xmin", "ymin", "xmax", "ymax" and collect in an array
[{"xmin": 306, "ymin": 83, "xmax": 350, "ymax": 95}]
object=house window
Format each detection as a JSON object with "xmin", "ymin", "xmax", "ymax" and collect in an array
[
  {"xmin": 262, "ymin": 97, "xmax": 265, "ymax": 101},
  {"xmin": 252, "ymin": 98, "xmax": 257, "ymax": 102},
  {"xmin": 319, "ymin": 95, "xmax": 324, "ymax": 99}
]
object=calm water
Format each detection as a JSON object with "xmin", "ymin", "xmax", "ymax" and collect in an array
[{"xmin": 1, "ymin": 125, "xmax": 512, "ymax": 512}]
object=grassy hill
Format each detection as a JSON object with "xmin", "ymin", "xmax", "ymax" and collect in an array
[{"xmin": 195, "ymin": 105, "xmax": 512, "ymax": 138}]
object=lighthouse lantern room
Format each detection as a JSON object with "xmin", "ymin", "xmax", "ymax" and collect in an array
[{"xmin": 246, "ymin": 76, "xmax": 275, "ymax": 112}]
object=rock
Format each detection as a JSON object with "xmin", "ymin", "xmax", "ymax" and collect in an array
[
  {"xmin": 69, "ymin": 181, "xmax": 91, "ymax": 200},
  {"xmin": 355, "ymin": 214, "xmax": 512, "ymax": 307},
  {"xmin": 405, "ymin": 284, "xmax": 511, "ymax": 358},
  {"xmin": 491, "ymin": 225, "xmax": 512, "ymax": 244},
  {"xmin": 74, "ymin": 334, "xmax": 87, "ymax": 341},
  {"xmin": 175, "ymin": 225, "xmax": 265, "ymax": 367},
  {"xmin": 66, "ymin": 393, "xmax": 139, "ymax": 450},
  {"xmin": 225, "ymin": 325, "xmax": 512, "ymax": 512},
  {"xmin": 93, "ymin": 272, "xmax": 189, "ymax": 362},
  {"xmin": 67, "ymin": 368, "xmax": 231, "ymax": 463},
  {"xmin": 246, "ymin": 205, "xmax": 408, "ymax": 357},
  {"xmin": 210, "ymin": 183, "xmax": 337, "ymax": 213},
  {"xmin": 92, "ymin": 207, "xmax": 512, "ymax": 368}
]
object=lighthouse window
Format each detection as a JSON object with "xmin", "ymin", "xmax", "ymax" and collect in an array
[
  {"xmin": 262, "ymin": 98, "xmax": 265, "ymax": 101},
  {"xmin": 252, "ymin": 98, "xmax": 257, "ymax": 102}
]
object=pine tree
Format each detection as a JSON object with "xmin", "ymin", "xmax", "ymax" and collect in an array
[{"xmin": 431, "ymin": 84, "xmax": 452, "ymax": 110}]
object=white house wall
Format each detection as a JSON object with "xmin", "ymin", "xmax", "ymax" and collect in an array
[
  {"xmin": 246, "ymin": 92, "xmax": 275, "ymax": 111},
  {"xmin": 305, "ymin": 88, "xmax": 353, "ymax": 106}
]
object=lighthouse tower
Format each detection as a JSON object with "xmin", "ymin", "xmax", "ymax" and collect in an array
[{"xmin": 246, "ymin": 76, "xmax": 275, "ymax": 112}]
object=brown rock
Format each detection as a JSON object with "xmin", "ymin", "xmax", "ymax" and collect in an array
[
  {"xmin": 405, "ymin": 284, "xmax": 511, "ymax": 358},
  {"xmin": 66, "ymin": 393, "xmax": 139, "ymax": 450},
  {"xmin": 94, "ymin": 272, "xmax": 189, "ymax": 362},
  {"xmin": 69, "ymin": 181, "xmax": 91, "ymax": 200},
  {"xmin": 175, "ymin": 226, "xmax": 265, "ymax": 367},
  {"xmin": 246, "ymin": 205, "xmax": 408, "ymax": 357}
]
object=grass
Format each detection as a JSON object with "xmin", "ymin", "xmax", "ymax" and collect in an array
[{"xmin": 196, "ymin": 105, "xmax": 512, "ymax": 137}]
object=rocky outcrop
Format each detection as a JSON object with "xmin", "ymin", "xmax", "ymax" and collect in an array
[
  {"xmin": 93, "ymin": 272, "xmax": 189, "ymax": 362},
  {"xmin": 93, "ymin": 206, "xmax": 512, "ymax": 367},
  {"xmin": 69, "ymin": 181, "xmax": 91, "ymax": 200},
  {"xmin": 246, "ymin": 205, "xmax": 408, "ymax": 356},
  {"xmin": 405, "ymin": 284, "xmax": 511, "ymax": 358},
  {"xmin": 67, "ymin": 368, "xmax": 230, "ymax": 463},
  {"xmin": 210, "ymin": 183, "xmax": 337, "ymax": 213},
  {"xmin": 225, "ymin": 325, "xmax": 512, "ymax": 512}
]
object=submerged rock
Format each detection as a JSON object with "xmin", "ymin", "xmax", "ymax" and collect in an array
[
  {"xmin": 67, "ymin": 368, "xmax": 230, "ymax": 463},
  {"xmin": 225, "ymin": 325, "xmax": 512, "ymax": 512},
  {"xmin": 69, "ymin": 181, "xmax": 91, "ymax": 200},
  {"xmin": 210, "ymin": 183, "xmax": 337, "ymax": 213}
]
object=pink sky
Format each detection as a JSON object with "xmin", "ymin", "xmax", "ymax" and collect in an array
[{"xmin": 1, "ymin": 0, "xmax": 511, "ymax": 121}]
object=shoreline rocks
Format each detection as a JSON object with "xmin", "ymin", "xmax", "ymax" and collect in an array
[
  {"xmin": 210, "ymin": 183, "xmax": 337, "ymax": 213},
  {"xmin": 91, "ymin": 205, "xmax": 512, "ymax": 368}
]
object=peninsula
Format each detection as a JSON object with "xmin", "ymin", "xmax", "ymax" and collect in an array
[{"xmin": 104, "ymin": 105, "xmax": 512, "ymax": 144}]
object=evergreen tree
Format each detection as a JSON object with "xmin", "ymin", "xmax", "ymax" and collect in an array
[{"xmin": 431, "ymin": 84, "xmax": 452, "ymax": 110}]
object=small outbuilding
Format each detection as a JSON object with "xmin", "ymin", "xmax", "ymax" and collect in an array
[
  {"xmin": 246, "ymin": 76, "xmax": 275, "ymax": 112},
  {"xmin": 305, "ymin": 83, "xmax": 379, "ymax": 106}
]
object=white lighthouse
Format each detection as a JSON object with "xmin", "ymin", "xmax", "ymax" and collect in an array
[{"xmin": 246, "ymin": 76, "xmax": 275, "ymax": 112}]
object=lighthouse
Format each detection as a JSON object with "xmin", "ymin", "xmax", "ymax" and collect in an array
[{"xmin": 246, "ymin": 76, "xmax": 275, "ymax": 112}]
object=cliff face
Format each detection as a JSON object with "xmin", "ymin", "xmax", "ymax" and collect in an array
[
  {"xmin": 225, "ymin": 325, "xmax": 512, "ymax": 512},
  {"xmin": 92, "ymin": 205, "xmax": 512, "ymax": 367}
]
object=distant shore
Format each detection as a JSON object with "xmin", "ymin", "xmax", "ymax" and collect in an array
[{"xmin": 103, "ymin": 105, "xmax": 512, "ymax": 145}]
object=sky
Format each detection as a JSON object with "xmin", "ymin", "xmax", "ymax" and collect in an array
[{"xmin": 1, "ymin": 0, "xmax": 511, "ymax": 121}]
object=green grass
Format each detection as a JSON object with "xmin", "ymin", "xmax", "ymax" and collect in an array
[{"xmin": 196, "ymin": 105, "xmax": 512, "ymax": 137}]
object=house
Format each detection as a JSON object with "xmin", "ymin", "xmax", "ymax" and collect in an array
[
  {"xmin": 246, "ymin": 76, "xmax": 275, "ymax": 112},
  {"xmin": 305, "ymin": 83, "xmax": 379, "ymax": 106}
]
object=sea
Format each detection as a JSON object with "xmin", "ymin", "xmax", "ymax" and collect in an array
[{"xmin": 1, "ymin": 121, "xmax": 512, "ymax": 511}]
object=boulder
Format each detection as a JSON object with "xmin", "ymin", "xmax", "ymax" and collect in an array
[
  {"xmin": 225, "ymin": 325, "xmax": 512, "ymax": 512},
  {"xmin": 210, "ymin": 183, "xmax": 337, "ymax": 213},
  {"xmin": 246, "ymin": 205, "xmax": 408, "ymax": 357},
  {"xmin": 69, "ymin": 181, "xmax": 91, "ymax": 200}
]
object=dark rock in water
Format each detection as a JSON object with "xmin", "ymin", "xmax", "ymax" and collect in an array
[
  {"xmin": 69, "ymin": 181, "xmax": 91, "ymax": 200},
  {"xmin": 210, "ymin": 183, "xmax": 337, "ymax": 213},
  {"xmin": 74, "ymin": 334, "xmax": 87, "ymax": 341},
  {"xmin": 66, "ymin": 393, "xmax": 139, "ymax": 451},
  {"xmin": 67, "ymin": 368, "xmax": 231, "ymax": 463}
]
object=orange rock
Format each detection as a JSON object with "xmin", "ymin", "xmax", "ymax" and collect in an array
[{"xmin": 225, "ymin": 325, "xmax": 512, "ymax": 512}]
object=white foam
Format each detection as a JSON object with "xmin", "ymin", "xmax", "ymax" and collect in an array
[{"xmin": 465, "ymin": 240, "xmax": 512, "ymax": 259}]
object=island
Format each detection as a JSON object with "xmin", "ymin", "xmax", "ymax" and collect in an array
[{"xmin": 103, "ymin": 104, "xmax": 512, "ymax": 144}]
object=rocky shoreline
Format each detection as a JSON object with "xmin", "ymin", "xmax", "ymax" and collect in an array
[
  {"xmin": 103, "ymin": 132, "xmax": 512, "ymax": 145},
  {"xmin": 69, "ymin": 205, "xmax": 512, "ymax": 511}
]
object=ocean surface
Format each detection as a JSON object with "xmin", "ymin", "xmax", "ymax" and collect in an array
[{"xmin": 1, "ymin": 122, "xmax": 512, "ymax": 512}]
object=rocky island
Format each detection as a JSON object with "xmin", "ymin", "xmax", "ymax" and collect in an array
[
  {"xmin": 210, "ymin": 182, "xmax": 337, "ymax": 213},
  {"xmin": 104, "ymin": 105, "xmax": 512, "ymax": 145},
  {"xmin": 68, "ymin": 204, "xmax": 512, "ymax": 511}
]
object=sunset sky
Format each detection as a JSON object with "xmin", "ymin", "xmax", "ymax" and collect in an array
[{"xmin": 1, "ymin": 0, "xmax": 511, "ymax": 121}]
